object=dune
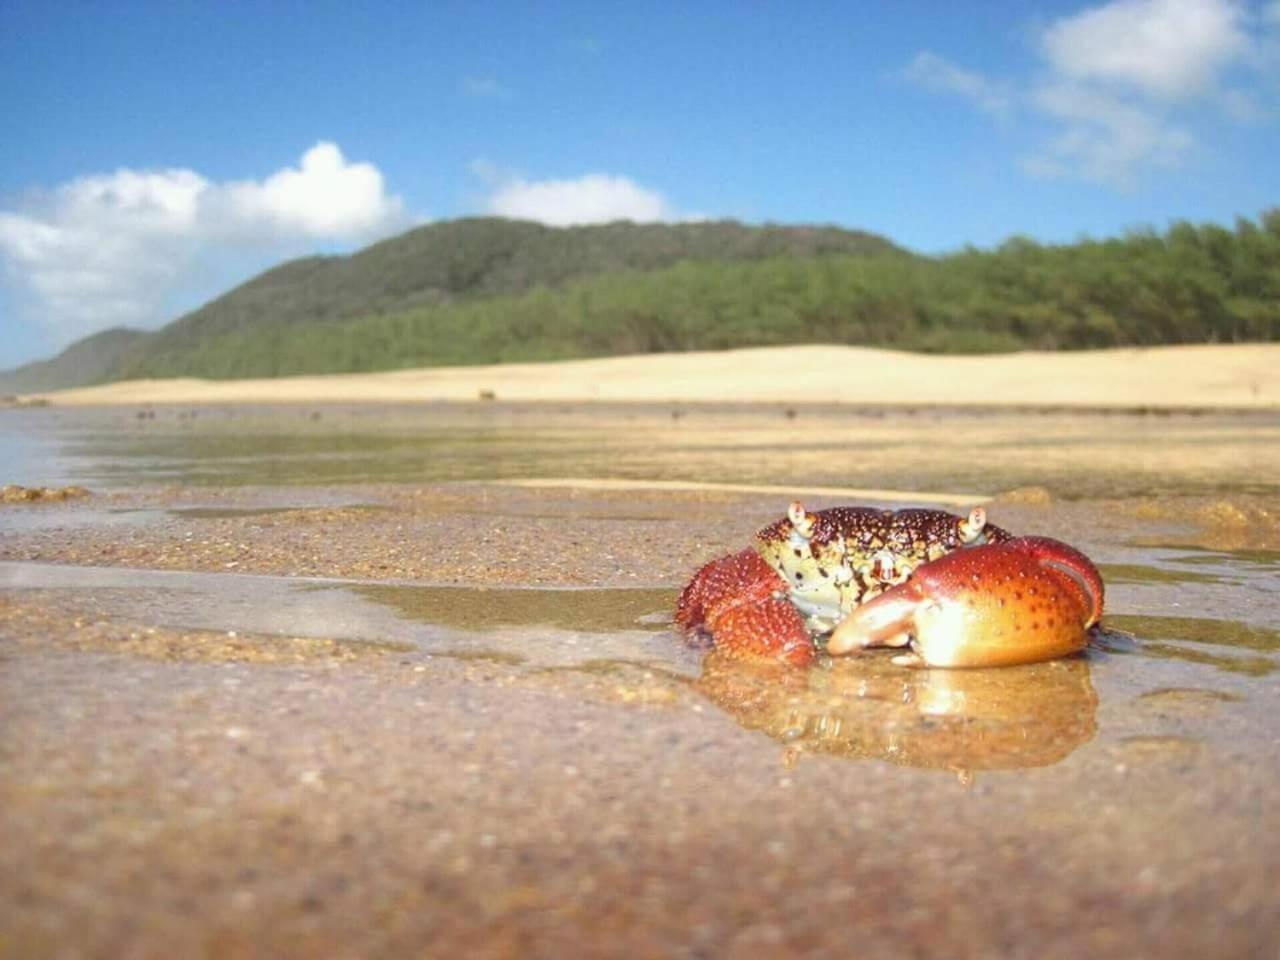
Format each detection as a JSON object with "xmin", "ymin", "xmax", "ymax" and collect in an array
[{"xmin": 28, "ymin": 342, "xmax": 1280, "ymax": 409}]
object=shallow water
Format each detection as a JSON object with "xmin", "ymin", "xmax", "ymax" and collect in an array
[
  {"xmin": 2, "ymin": 539, "xmax": 1275, "ymax": 758},
  {"xmin": 5, "ymin": 402, "xmax": 1280, "ymax": 498},
  {"xmin": 0, "ymin": 561, "xmax": 683, "ymax": 670},
  {"xmin": 2, "ymin": 403, "xmax": 1279, "ymax": 957},
  {"xmin": 3, "ymin": 405, "xmax": 1279, "ymax": 765}
]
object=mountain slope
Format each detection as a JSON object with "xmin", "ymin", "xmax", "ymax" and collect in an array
[
  {"xmin": 7, "ymin": 210, "xmax": 1277, "ymax": 390},
  {"xmin": 0, "ymin": 328, "xmax": 153, "ymax": 394},
  {"xmin": 134, "ymin": 218, "xmax": 905, "ymax": 349},
  {"xmin": 110, "ymin": 210, "xmax": 1280, "ymax": 379},
  {"xmin": 3, "ymin": 217, "xmax": 903, "ymax": 391}
]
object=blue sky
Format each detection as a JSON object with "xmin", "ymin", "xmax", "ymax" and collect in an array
[{"xmin": 2, "ymin": 0, "xmax": 1278, "ymax": 368}]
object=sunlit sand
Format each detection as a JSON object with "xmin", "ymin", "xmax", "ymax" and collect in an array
[{"xmin": 31, "ymin": 342, "xmax": 1280, "ymax": 409}]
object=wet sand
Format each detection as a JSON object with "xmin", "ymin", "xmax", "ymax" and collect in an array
[{"xmin": 2, "ymin": 406, "xmax": 1279, "ymax": 958}]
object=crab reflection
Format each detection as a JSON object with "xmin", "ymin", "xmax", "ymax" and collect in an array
[{"xmin": 695, "ymin": 651, "xmax": 1098, "ymax": 774}]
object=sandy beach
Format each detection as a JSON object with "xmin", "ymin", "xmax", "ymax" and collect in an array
[{"xmin": 29, "ymin": 342, "xmax": 1280, "ymax": 409}]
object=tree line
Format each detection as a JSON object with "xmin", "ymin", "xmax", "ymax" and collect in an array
[{"xmin": 112, "ymin": 210, "xmax": 1280, "ymax": 381}]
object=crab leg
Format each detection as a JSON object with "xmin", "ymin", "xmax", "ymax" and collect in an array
[
  {"xmin": 676, "ymin": 548, "xmax": 816, "ymax": 666},
  {"xmin": 826, "ymin": 536, "xmax": 1104, "ymax": 668}
]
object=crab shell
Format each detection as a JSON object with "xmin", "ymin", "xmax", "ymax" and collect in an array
[
  {"xmin": 755, "ymin": 502, "xmax": 1010, "ymax": 631},
  {"xmin": 676, "ymin": 502, "xmax": 1105, "ymax": 669}
]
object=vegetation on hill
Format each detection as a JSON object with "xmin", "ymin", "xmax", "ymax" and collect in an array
[
  {"xmin": 0, "ymin": 328, "xmax": 151, "ymax": 393},
  {"xmin": 4, "ymin": 212, "xmax": 1278, "ymax": 389},
  {"xmin": 110, "ymin": 210, "xmax": 1280, "ymax": 381},
  {"xmin": 138, "ymin": 218, "xmax": 903, "ymax": 349}
]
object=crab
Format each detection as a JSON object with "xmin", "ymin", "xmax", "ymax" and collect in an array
[{"xmin": 676, "ymin": 501, "xmax": 1104, "ymax": 669}]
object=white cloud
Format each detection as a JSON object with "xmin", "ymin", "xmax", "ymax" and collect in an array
[
  {"xmin": 902, "ymin": 51, "xmax": 1013, "ymax": 116},
  {"xmin": 485, "ymin": 174, "xmax": 678, "ymax": 226},
  {"xmin": 219, "ymin": 143, "xmax": 404, "ymax": 237},
  {"xmin": 899, "ymin": 0, "xmax": 1269, "ymax": 189},
  {"xmin": 0, "ymin": 142, "xmax": 407, "ymax": 348},
  {"xmin": 1022, "ymin": 84, "xmax": 1193, "ymax": 187},
  {"xmin": 1042, "ymin": 0, "xmax": 1249, "ymax": 99}
]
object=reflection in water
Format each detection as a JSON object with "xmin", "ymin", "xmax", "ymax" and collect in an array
[
  {"xmin": 1106, "ymin": 613, "xmax": 1280, "ymax": 677},
  {"xmin": 1130, "ymin": 642, "xmax": 1274, "ymax": 677},
  {"xmin": 6, "ymin": 404, "xmax": 1280, "ymax": 499},
  {"xmin": 694, "ymin": 652, "xmax": 1098, "ymax": 773},
  {"xmin": 1163, "ymin": 548, "xmax": 1280, "ymax": 571},
  {"xmin": 1097, "ymin": 563, "xmax": 1232, "ymax": 586}
]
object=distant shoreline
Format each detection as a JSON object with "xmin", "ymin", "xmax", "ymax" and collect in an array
[{"xmin": 24, "ymin": 342, "xmax": 1280, "ymax": 410}]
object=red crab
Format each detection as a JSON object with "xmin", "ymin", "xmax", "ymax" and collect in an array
[{"xmin": 676, "ymin": 501, "xmax": 1104, "ymax": 668}]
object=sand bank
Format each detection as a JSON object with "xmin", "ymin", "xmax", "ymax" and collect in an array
[{"xmin": 32, "ymin": 342, "xmax": 1280, "ymax": 409}]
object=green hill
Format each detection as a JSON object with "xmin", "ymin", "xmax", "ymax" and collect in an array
[
  {"xmin": 87, "ymin": 217, "xmax": 900, "ymax": 384},
  {"xmin": 0, "ymin": 328, "xmax": 151, "ymax": 394},
  {"xmin": 127, "ymin": 217, "xmax": 904, "ymax": 354},
  {"xmin": 115, "ymin": 210, "xmax": 1280, "ymax": 380},
  {"xmin": 5, "ymin": 212, "xmax": 1279, "ymax": 389}
]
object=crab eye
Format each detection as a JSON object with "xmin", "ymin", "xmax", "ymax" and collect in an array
[
  {"xmin": 958, "ymin": 506, "xmax": 988, "ymax": 544},
  {"xmin": 787, "ymin": 501, "xmax": 816, "ymax": 538}
]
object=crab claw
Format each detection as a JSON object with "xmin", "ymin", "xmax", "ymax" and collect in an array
[
  {"xmin": 676, "ymin": 548, "xmax": 816, "ymax": 666},
  {"xmin": 826, "ymin": 536, "xmax": 1104, "ymax": 668}
]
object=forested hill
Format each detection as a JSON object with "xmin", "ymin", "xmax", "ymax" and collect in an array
[
  {"xmin": 5, "ymin": 211, "xmax": 1280, "ymax": 389},
  {"xmin": 2, "ymin": 217, "xmax": 901, "ymax": 391},
  {"xmin": 0, "ymin": 328, "xmax": 151, "ymax": 394},
  {"xmin": 136, "ymin": 218, "xmax": 905, "ymax": 346}
]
